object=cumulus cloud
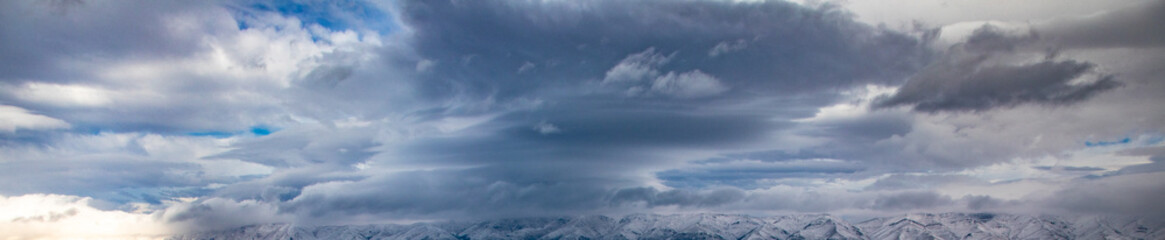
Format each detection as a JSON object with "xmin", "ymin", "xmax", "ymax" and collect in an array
[
  {"xmin": 601, "ymin": 49, "xmax": 728, "ymax": 98},
  {"xmin": 0, "ymin": 0, "xmax": 388, "ymax": 133}
]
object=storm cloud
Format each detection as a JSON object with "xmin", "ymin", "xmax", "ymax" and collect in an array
[
  {"xmin": 399, "ymin": 0, "xmax": 927, "ymax": 101},
  {"xmin": 0, "ymin": 0, "xmax": 1163, "ymax": 237},
  {"xmin": 875, "ymin": 25, "xmax": 1121, "ymax": 112}
]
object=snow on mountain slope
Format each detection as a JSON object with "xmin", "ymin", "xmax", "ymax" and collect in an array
[{"xmin": 170, "ymin": 213, "xmax": 1163, "ymax": 240}]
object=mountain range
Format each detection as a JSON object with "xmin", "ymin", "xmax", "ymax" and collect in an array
[{"xmin": 170, "ymin": 213, "xmax": 1163, "ymax": 240}]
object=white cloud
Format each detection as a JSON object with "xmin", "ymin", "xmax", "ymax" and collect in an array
[
  {"xmin": 603, "ymin": 48, "xmax": 731, "ymax": 98},
  {"xmin": 602, "ymin": 48, "xmax": 671, "ymax": 84},
  {"xmin": 415, "ymin": 59, "xmax": 436, "ymax": 72},
  {"xmin": 0, "ymin": 193, "xmax": 300, "ymax": 239},
  {"xmin": 0, "ymin": 194, "xmax": 172, "ymax": 239},
  {"xmin": 650, "ymin": 70, "xmax": 729, "ymax": 98},
  {"xmin": 0, "ymin": 1, "xmax": 388, "ymax": 132},
  {"xmin": 796, "ymin": 84, "xmax": 899, "ymax": 123},
  {"xmin": 708, "ymin": 39, "xmax": 747, "ymax": 57},
  {"xmin": 8, "ymin": 83, "xmax": 115, "ymax": 107},
  {"xmin": 842, "ymin": 0, "xmax": 1129, "ymax": 28},
  {"xmin": 0, "ymin": 105, "xmax": 70, "ymax": 132},
  {"xmin": 518, "ymin": 61, "xmax": 536, "ymax": 73},
  {"xmin": 534, "ymin": 121, "xmax": 561, "ymax": 135}
]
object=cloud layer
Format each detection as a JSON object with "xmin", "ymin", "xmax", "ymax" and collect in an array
[
  {"xmin": 874, "ymin": 25, "xmax": 1121, "ymax": 112},
  {"xmin": 1, "ymin": 0, "xmax": 1163, "ymax": 237}
]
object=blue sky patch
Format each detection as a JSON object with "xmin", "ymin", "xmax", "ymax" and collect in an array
[
  {"xmin": 250, "ymin": 126, "xmax": 274, "ymax": 136},
  {"xmin": 243, "ymin": 0, "xmax": 394, "ymax": 33},
  {"xmin": 186, "ymin": 131, "xmax": 238, "ymax": 138},
  {"xmin": 1085, "ymin": 137, "xmax": 1131, "ymax": 147},
  {"xmin": 186, "ymin": 126, "xmax": 277, "ymax": 138}
]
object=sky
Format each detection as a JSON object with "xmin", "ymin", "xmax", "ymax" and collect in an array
[{"xmin": 1, "ymin": 0, "xmax": 1164, "ymax": 238}]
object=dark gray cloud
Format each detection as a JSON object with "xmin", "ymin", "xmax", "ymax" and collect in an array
[
  {"xmin": 762, "ymin": 109, "xmax": 1014, "ymax": 171},
  {"xmin": 0, "ymin": 156, "xmax": 204, "ymax": 203},
  {"xmin": 209, "ymin": 166, "xmax": 364, "ymax": 202},
  {"xmin": 398, "ymin": 0, "xmax": 927, "ymax": 101},
  {"xmin": 246, "ymin": 0, "xmax": 937, "ymax": 220},
  {"xmin": 961, "ymin": 195, "xmax": 1008, "ymax": 211},
  {"xmin": 1037, "ymin": 0, "xmax": 1165, "ymax": 49},
  {"xmin": 281, "ymin": 167, "xmax": 619, "ymax": 220},
  {"xmin": 657, "ymin": 159, "xmax": 864, "ymax": 189},
  {"xmin": 871, "ymin": 191, "xmax": 954, "ymax": 210},
  {"xmin": 803, "ymin": 110, "xmax": 914, "ymax": 142},
  {"xmin": 497, "ymin": 102, "xmax": 785, "ymax": 149},
  {"xmin": 0, "ymin": 0, "xmax": 286, "ymax": 133},
  {"xmin": 0, "ymin": 0, "xmax": 217, "ymax": 83},
  {"xmin": 609, "ymin": 187, "xmax": 746, "ymax": 208},
  {"xmin": 164, "ymin": 197, "xmax": 289, "ymax": 232},
  {"xmin": 207, "ymin": 125, "xmax": 381, "ymax": 168},
  {"xmin": 0, "ymin": 133, "xmax": 223, "ymax": 205},
  {"xmin": 864, "ymin": 174, "xmax": 985, "ymax": 191},
  {"xmin": 0, "ymin": 0, "xmax": 409, "ymax": 135},
  {"xmin": 875, "ymin": 25, "xmax": 1121, "ymax": 112},
  {"xmin": 1091, "ymin": 146, "xmax": 1165, "ymax": 177},
  {"xmin": 1048, "ymin": 172, "xmax": 1165, "ymax": 220},
  {"xmin": 1032, "ymin": 166, "xmax": 1105, "ymax": 172}
]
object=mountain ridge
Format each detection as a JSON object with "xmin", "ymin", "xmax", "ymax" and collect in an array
[{"xmin": 170, "ymin": 213, "xmax": 1164, "ymax": 240}]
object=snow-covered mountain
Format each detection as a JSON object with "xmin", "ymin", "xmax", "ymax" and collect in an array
[{"xmin": 170, "ymin": 213, "xmax": 1163, "ymax": 240}]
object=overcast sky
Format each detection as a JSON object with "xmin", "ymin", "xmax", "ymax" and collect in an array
[{"xmin": 1, "ymin": 0, "xmax": 1164, "ymax": 238}]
